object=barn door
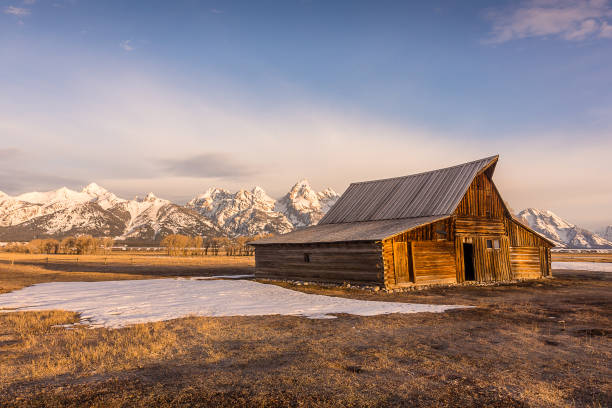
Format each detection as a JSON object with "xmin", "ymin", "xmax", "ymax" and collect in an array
[{"xmin": 393, "ymin": 241, "xmax": 413, "ymax": 283}]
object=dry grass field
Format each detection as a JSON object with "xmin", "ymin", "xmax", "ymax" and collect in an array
[
  {"xmin": 0, "ymin": 253, "xmax": 254, "ymax": 279},
  {"xmin": 0, "ymin": 255, "xmax": 610, "ymax": 407},
  {"xmin": 551, "ymin": 251, "xmax": 612, "ymax": 263}
]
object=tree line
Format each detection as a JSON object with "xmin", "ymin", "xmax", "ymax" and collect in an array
[
  {"xmin": 160, "ymin": 234, "xmax": 270, "ymax": 256},
  {"xmin": 2, "ymin": 235, "xmax": 114, "ymax": 255},
  {"xmin": 2, "ymin": 233, "xmax": 271, "ymax": 256}
]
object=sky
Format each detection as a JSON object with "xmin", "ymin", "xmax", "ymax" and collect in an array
[{"xmin": 0, "ymin": 0, "xmax": 611, "ymax": 230}]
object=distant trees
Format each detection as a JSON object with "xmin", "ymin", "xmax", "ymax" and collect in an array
[
  {"xmin": 159, "ymin": 234, "xmax": 263, "ymax": 256},
  {"xmin": 1, "ymin": 235, "xmax": 116, "ymax": 255},
  {"xmin": 0, "ymin": 233, "xmax": 266, "ymax": 257},
  {"xmin": 75, "ymin": 235, "xmax": 98, "ymax": 255},
  {"xmin": 60, "ymin": 236, "xmax": 77, "ymax": 254},
  {"xmin": 100, "ymin": 237, "xmax": 114, "ymax": 254},
  {"xmin": 160, "ymin": 234, "xmax": 191, "ymax": 256}
]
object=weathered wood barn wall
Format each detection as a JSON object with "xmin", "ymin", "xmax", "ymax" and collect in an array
[{"xmin": 251, "ymin": 156, "xmax": 555, "ymax": 288}]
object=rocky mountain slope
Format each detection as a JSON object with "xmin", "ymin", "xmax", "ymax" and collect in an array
[
  {"xmin": 186, "ymin": 180, "xmax": 339, "ymax": 236},
  {"xmin": 274, "ymin": 180, "xmax": 339, "ymax": 227},
  {"xmin": 600, "ymin": 226, "xmax": 612, "ymax": 242},
  {"xmin": 0, "ymin": 183, "xmax": 219, "ymax": 241},
  {"xmin": 516, "ymin": 208, "xmax": 612, "ymax": 249},
  {"xmin": 0, "ymin": 181, "xmax": 339, "ymax": 241}
]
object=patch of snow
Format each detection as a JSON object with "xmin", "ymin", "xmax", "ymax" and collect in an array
[
  {"xmin": 551, "ymin": 262, "xmax": 612, "ymax": 272},
  {"xmin": 0, "ymin": 279, "xmax": 468, "ymax": 328}
]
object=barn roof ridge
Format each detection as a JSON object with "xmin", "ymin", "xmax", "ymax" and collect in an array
[
  {"xmin": 318, "ymin": 155, "xmax": 499, "ymax": 225},
  {"xmin": 348, "ymin": 155, "xmax": 499, "ymax": 186}
]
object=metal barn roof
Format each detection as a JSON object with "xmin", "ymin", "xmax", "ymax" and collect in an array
[
  {"xmin": 249, "ymin": 215, "xmax": 448, "ymax": 245},
  {"xmin": 319, "ymin": 155, "xmax": 498, "ymax": 224}
]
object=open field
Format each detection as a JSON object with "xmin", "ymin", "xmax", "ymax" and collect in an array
[
  {"xmin": 0, "ymin": 259, "xmax": 610, "ymax": 407},
  {"xmin": 0, "ymin": 253, "xmax": 254, "ymax": 279},
  {"xmin": 551, "ymin": 251, "xmax": 612, "ymax": 263}
]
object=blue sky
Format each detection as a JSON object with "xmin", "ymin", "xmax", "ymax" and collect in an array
[{"xmin": 1, "ymin": 0, "xmax": 611, "ymax": 229}]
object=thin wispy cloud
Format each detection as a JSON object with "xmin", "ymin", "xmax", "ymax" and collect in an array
[
  {"xmin": 23, "ymin": 0, "xmax": 36, "ymax": 5},
  {"xmin": 0, "ymin": 148, "xmax": 22, "ymax": 160},
  {"xmin": 484, "ymin": 0, "xmax": 612, "ymax": 43},
  {"xmin": 160, "ymin": 153, "xmax": 255, "ymax": 179},
  {"xmin": 0, "ymin": 169, "xmax": 84, "ymax": 194},
  {"xmin": 4, "ymin": 6, "xmax": 30, "ymax": 16},
  {"xmin": 119, "ymin": 40, "xmax": 134, "ymax": 51},
  {"xmin": 601, "ymin": 20, "xmax": 612, "ymax": 36},
  {"xmin": 210, "ymin": 9, "xmax": 224, "ymax": 14}
]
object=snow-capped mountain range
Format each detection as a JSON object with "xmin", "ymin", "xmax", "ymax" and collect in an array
[
  {"xmin": 516, "ymin": 209, "xmax": 612, "ymax": 249},
  {"xmin": 0, "ymin": 181, "xmax": 339, "ymax": 241},
  {"xmin": 0, "ymin": 183, "xmax": 609, "ymax": 249}
]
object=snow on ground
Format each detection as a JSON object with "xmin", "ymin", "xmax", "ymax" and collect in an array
[
  {"xmin": 0, "ymin": 278, "xmax": 468, "ymax": 328},
  {"xmin": 552, "ymin": 262, "xmax": 612, "ymax": 272}
]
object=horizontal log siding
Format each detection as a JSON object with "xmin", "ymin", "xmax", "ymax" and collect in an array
[
  {"xmin": 510, "ymin": 247, "xmax": 542, "ymax": 279},
  {"xmin": 255, "ymin": 242, "xmax": 383, "ymax": 284},
  {"xmin": 455, "ymin": 217, "xmax": 505, "ymax": 235},
  {"xmin": 455, "ymin": 173, "xmax": 505, "ymax": 219},
  {"xmin": 382, "ymin": 219, "xmax": 454, "ymax": 286},
  {"xmin": 412, "ymin": 241, "xmax": 457, "ymax": 285}
]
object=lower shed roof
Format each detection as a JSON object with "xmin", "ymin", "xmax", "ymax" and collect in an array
[{"xmin": 249, "ymin": 215, "xmax": 448, "ymax": 245}]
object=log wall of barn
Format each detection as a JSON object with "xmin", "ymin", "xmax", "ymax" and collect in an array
[
  {"xmin": 412, "ymin": 241, "xmax": 457, "ymax": 285},
  {"xmin": 382, "ymin": 219, "xmax": 456, "ymax": 287},
  {"xmin": 255, "ymin": 242, "xmax": 384, "ymax": 284},
  {"xmin": 506, "ymin": 218, "xmax": 553, "ymax": 278},
  {"xmin": 509, "ymin": 247, "xmax": 542, "ymax": 279}
]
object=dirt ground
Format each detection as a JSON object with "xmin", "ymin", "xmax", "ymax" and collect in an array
[{"xmin": 0, "ymin": 262, "xmax": 610, "ymax": 407}]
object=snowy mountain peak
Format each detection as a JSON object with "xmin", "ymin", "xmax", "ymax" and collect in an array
[
  {"xmin": 293, "ymin": 179, "xmax": 311, "ymax": 189},
  {"xmin": 517, "ymin": 208, "xmax": 612, "ymax": 249},
  {"xmin": 275, "ymin": 180, "xmax": 339, "ymax": 228},
  {"xmin": 143, "ymin": 192, "xmax": 162, "ymax": 202},
  {"xmin": 16, "ymin": 187, "xmax": 86, "ymax": 205},
  {"xmin": 251, "ymin": 186, "xmax": 268, "ymax": 197},
  {"xmin": 81, "ymin": 182, "xmax": 108, "ymax": 195},
  {"xmin": 520, "ymin": 208, "xmax": 574, "ymax": 229}
]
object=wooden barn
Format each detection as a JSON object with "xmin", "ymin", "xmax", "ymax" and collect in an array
[{"xmin": 250, "ymin": 156, "xmax": 555, "ymax": 288}]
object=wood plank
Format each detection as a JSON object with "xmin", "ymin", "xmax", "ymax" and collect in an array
[{"xmin": 393, "ymin": 241, "xmax": 410, "ymax": 284}]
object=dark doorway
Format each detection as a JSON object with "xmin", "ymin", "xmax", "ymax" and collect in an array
[{"xmin": 463, "ymin": 243, "xmax": 475, "ymax": 281}]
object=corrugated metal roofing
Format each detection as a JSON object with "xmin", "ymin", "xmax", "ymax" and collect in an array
[
  {"xmin": 319, "ymin": 156, "xmax": 498, "ymax": 224},
  {"xmin": 249, "ymin": 215, "xmax": 449, "ymax": 245}
]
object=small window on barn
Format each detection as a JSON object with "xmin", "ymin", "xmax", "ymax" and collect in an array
[
  {"xmin": 435, "ymin": 222, "xmax": 447, "ymax": 240},
  {"xmin": 493, "ymin": 240, "xmax": 500, "ymax": 250},
  {"xmin": 486, "ymin": 239, "xmax": 493, "ymax": 249},
  {"xmin": 304, "ymin": 253, "xmax": 310, "ymax": 263}
]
